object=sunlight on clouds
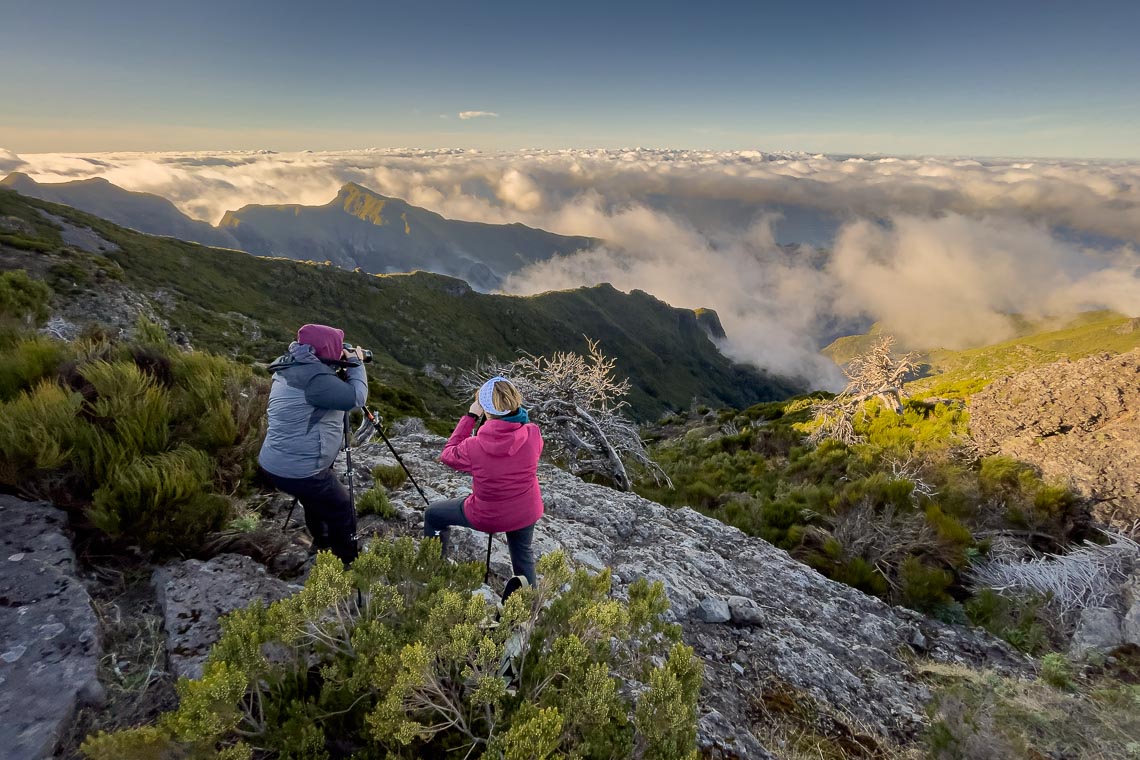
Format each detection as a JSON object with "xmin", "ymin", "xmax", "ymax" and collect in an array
[{"xmin": 3, "ymin": 147, "xmax": 1138, "ymax": 384}]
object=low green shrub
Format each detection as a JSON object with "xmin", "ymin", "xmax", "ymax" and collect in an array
[
  {"xmin": 636, "ymin": 394, "xmax": 1086, "ymax": 620},
  {"xmin": 964, "ymin": 590, "xmax": 1052, "ymax": 655},
  {"xmin": 899, "ymin": 557, "xmax": 954, "ymax": 613},
  {"xmin": 1040, "ymin": 653, "xmax": 1074, "ymax": 690},
  {"xmin": 0, "ymin": 269, "xmax": 52, "ymax": 327},
  {"xmin": 87, "ymin": 445, "xmax": 229, "ymax": 552},
  {"xmin": 0, "ymin": 379, "xmax": 83, "ymax": 483},
  {"xmin": 0, "ymin": 334, "xmax": 65, "ymax": 400},
  {"xmin": 82, "ymin": 541, "xmax": 701, "ymax": 760},
  {"xmin": 357, "ymin": 486, "xmax": 395, "ymax": 518},
  {"xmin": 372, "ymin": 462, "xmax": 409, "ymax": 489},
  {"xmin": 0, "ymin": 327, "xmax": 268, "ymax": 553}
]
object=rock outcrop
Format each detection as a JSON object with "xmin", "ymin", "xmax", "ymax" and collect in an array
[
  {"xmin": 152, "ymin": 553, "xmax": 300, "ymax": 679},
  {"xmin": 969, "ymin": 349, "xmax": 1140, "ymax": 528},
  {"xmin": 357, "ymin": 433, "xmax": 1029, "ymax": 755},
  {"xmin": 151, "ymin": 433, "xmax": 1030, "ymax": 757},
  {"xmin": 0, "ymin": 496, "xmax": 102, "ymax": 759}
]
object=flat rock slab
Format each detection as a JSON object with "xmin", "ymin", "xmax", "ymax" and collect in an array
[
  {"xmin": 0, "ymin": 496, "xmax": 102, "ymax": 760},
  {"xmin": 153, "ymin": 554, "xmax": 300, "ymax": 680}
]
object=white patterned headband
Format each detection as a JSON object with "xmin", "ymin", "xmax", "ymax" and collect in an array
[{"xmin": 478, "ymin": 376, "xmax": 512, "ymax": 416}]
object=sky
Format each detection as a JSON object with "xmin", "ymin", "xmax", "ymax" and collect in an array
[{"xmin": 2, "ymin": 0, "xmax": 1139, "ymax": 157}]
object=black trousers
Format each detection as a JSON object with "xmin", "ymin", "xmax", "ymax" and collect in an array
[{"xmin": 268, "ymin": 467, "xmax": 358, "ymax": 564}]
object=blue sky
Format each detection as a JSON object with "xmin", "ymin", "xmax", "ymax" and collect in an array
[{"xmin": 2, "ymin": 0, "xmax": 1138, "ymax": 157}]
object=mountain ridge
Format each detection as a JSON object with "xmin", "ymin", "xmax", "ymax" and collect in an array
[
  {"xmin": 0, "ymin": 187, "xmax": 793, "ymax": 420},
  {"xmin": 4, "ymin": 173, "xmax": 598, "ymax": 290},
  {"xmin": 219, "ymin": 181, "xmax": 597, "ymax": 289},
  {"xmin": 0, "ymin": 171, "xmax": 241, "ymax": 249}
]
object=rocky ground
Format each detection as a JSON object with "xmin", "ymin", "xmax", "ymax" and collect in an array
[
  {"xmin": 297, "ymin": 432, "xmax": 1031, "ymax": 757},
  {"xmin": 0, "ymin": 497, "xmax": 103, "ymax": 760},
  {"xmin": 969, "ymin": 349, "xmax": 1140, "ymax": 529},
  {"xmin": 0, "ymin": 432, "xmax": 1042, "ymax": 759}
]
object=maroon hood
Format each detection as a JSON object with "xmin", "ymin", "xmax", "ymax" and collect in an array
[{"xmin": 297, "ymin": 323, "xmax": 344, "ymax": 362}]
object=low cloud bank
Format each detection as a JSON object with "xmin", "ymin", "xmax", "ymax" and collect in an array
[{"xmin": 4, "ymin": 148, "xmax": 1138, "ymax": 386}]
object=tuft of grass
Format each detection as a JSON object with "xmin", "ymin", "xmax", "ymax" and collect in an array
[
  {"xmin": 922, "ymin": 659, "xmax": 1140, "ymax": 760},
  {"xmin": 371, "ymin": 462, "xmax": 408, "ymax": 489}
]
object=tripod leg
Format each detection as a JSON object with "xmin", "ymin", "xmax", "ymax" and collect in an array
[
  {"xmin": 376, "ymin": 426, "xmax": 432, "ymax": 507},
  {"xmin": 283, "ymin": 497, "xmax": 299, "ymax": 533},
  {"xmin": 484, "ymin": 533, "xmax": 494, "ymax": 585}
]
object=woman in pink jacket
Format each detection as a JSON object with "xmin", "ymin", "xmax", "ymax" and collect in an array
[{"xmin": 426, "ymin": 376, "xmax": 544, "ymax": 586}]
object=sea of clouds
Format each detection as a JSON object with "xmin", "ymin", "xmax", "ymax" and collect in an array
[{"xmin": 3, "ymin": 147, "xmax": 1139, "ymax": 385}]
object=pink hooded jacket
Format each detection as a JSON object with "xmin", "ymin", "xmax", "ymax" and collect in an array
[{"xmin": 440, "ymin": 415, "xmax": 544, "ymax": 533}]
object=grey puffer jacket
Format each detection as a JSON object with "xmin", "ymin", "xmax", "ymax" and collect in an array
[{"xmin": 258, "ymin": 342, "xmax": 368, "ymax": 479}]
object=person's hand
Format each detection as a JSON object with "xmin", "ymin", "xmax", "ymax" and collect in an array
[
  {"xmin": 469, "ymin": 399, "xmax": 484, "ymax": 416},
  {"xmin": 344, "ymin": 346, "xmax": 365, "ymax": 363}
]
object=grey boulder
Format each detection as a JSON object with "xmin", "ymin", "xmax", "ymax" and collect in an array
[
  {"xmin": 152, "ymin": 553, "xmax": 300, "ymax": 680},
  {"xmin": 0, "ymin": 496, "xmax": 102, "ymax": 760}
]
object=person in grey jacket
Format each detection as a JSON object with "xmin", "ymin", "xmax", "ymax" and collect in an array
[{"xmin": 259, "ymin": 323, "xmax": 368, "ymax": 564}]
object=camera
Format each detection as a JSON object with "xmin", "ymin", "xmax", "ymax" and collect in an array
[{"xmin": 342, "ymin": 342, "xmax": 373, "ymax": 363}]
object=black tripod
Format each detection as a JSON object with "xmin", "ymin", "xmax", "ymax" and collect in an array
[
  {"xmin": 286, "ymin": 407, "xmax": 497, "ymax": 583},
  {"xmin": 353, "ymin": 407, "xmax": 432, "ymax": 507}
]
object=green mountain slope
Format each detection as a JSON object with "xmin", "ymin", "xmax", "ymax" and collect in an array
[
  {"xmin": 912, "ymin": 311, "xmax": 1140, "ymax": 395},
  {"xmin": 0, "ymin": 188, "xmax": 795, "ymax": 420},
  {"xmin": 823, "ymin": 311, "xmax": 1140, "ymax": 396},
  {"xmin": 1, "ymin": 172, "xmax": 240, "ymax": 249},
  {"xmin": 219, "ymin": 182, "xmax": 597, "ymax": 289}
]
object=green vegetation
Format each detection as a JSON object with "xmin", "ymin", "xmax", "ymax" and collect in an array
[
  {"xmin": 824, "ymin": 311, "xmax": 1140, "ymax": 401},
  {"xmin": 357, "ymin": 485, "xmax": 395, "ymax": 518},
  {"xmin": 923, "ymin": 659, "xmax": 1140, "ymax": 759},
  {"xmin": 0, "ymin": 188, "xmax": 795, "ymax": 421},
  {"xmin": 636, "ymin": 395, "xmax": 1084, "ymax": 626},
  {"xmin": 0, "ymin": 322, "xmax": 268, "ymax": 554},
  {"xmin": 372, "ymin": 462, "xmax": 409, "ymax": 490},
  {"xmin": 0, "ymin": 268, "xmax": 52, "ymax": 330},
  {"xmin": 82, "ymin": 540, "xmax": 701, "ymax": 760}
]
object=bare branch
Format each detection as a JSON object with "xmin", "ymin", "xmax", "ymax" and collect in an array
[
  {"xmin": 462, "ymin": 338, "xmax": 670, "ymax": 491},
  {"xmin": 808, "ymin": 336, "xmax": 920, "ymax": 446}
]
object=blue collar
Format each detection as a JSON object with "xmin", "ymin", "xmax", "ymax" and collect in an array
[{"xmin": 495, "ymin": 407, "xmax": 529, "ymax": 424}]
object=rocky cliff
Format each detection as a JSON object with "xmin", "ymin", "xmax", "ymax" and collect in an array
[{"xmin": 969, "ymin": 349, "xmax": 1140, "ymax": 528}]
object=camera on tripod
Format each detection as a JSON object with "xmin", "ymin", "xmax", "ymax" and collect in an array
[{"xmin": 343, "ymin": 342, "xmax": 373, "ymax": 363}]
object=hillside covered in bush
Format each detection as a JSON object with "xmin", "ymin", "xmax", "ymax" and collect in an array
[{"xmin": 0, "ymin": 187, "xmax": 795, "ymax": 422}]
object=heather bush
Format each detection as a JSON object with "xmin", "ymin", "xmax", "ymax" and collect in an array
[
  {"xmin": 0, "ymin": 334, "xmax": 65, "ymax": 400},
  {"xmin": 636, "ymin": 395, "xmax": 1082, "ymax": 624},
  {"xmin": 0, "ymin": 269, "xmax": 52, "ymax": 328},
  {"xmin": 82, "ymin": 541, "xmax": 701, "ymax": 759},
  {"xmin": 88, "ymin": 445, "xmax": 229, "ymax": 552}
]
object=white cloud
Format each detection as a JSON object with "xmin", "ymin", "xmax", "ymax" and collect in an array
[
  {"xmin": 0, "ymin": 148, "xmax": 25, "ymax": 172},
  {"xmin": 458, "ymin": 111, "xmax": 499, "ymax": 120},
  {"xmin": 4, "ymin": 147, "xmax": 1138, "ymax": 387}
]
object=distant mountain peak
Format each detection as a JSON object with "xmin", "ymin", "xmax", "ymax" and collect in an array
[
  {"xmin": 3, "ymin": 172, "xmax": 239, "ymax": 249},
  {"xmin": 334, "ymin": 182, "xmax": 406, "ymax": 226},
  {"xmin": 0, "ymin": 171, "xmax": 34, "ymax": 188}
]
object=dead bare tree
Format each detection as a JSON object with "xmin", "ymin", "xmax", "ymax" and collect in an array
[
  {"xmin": 809, "ymin": 336, "xmax": 920, "ymax": 446},
  {"xmin": 462, "ymin": 339, "xmax": 669, "ymax": 491}
]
